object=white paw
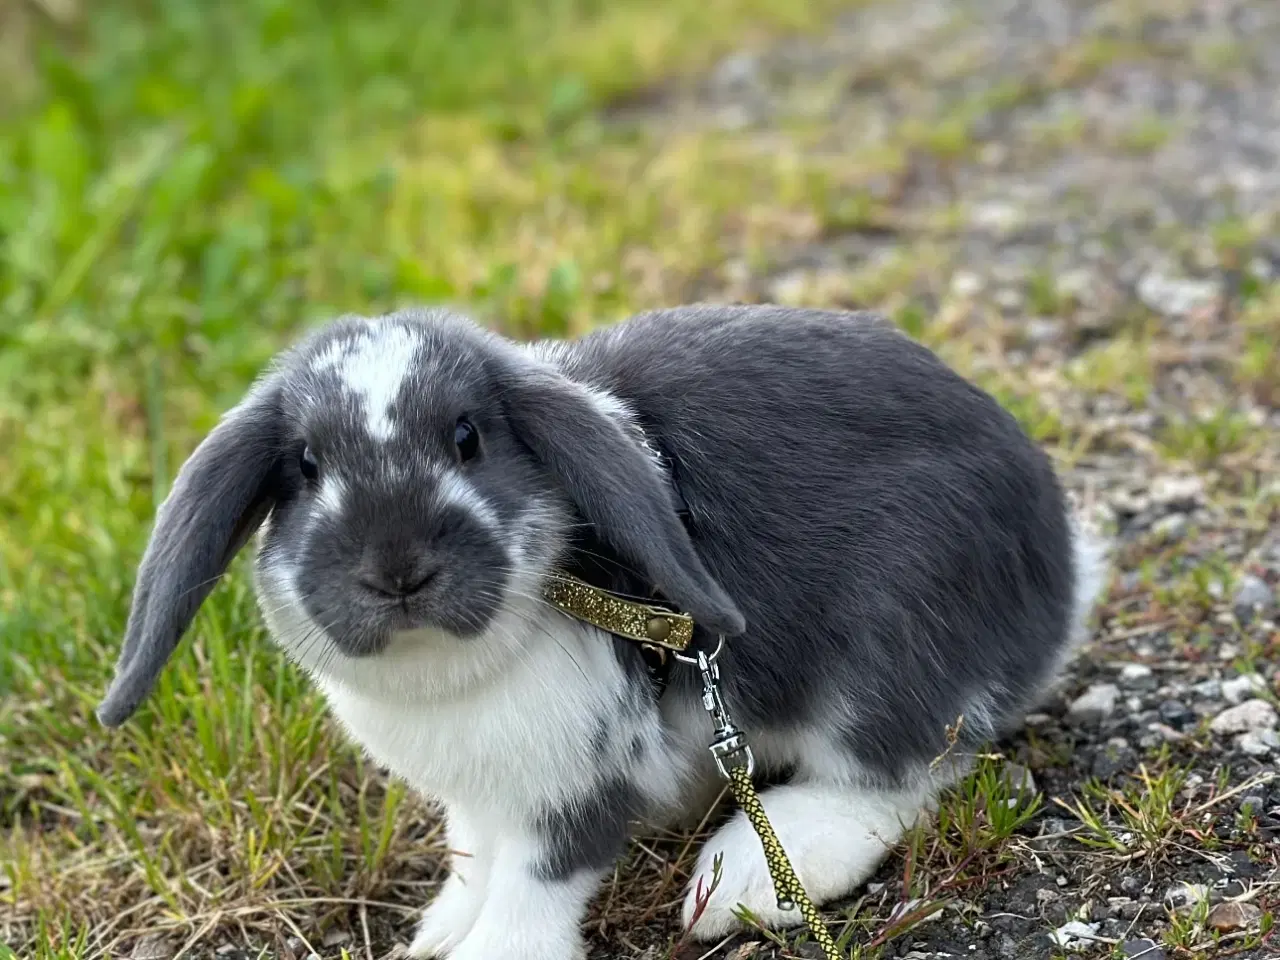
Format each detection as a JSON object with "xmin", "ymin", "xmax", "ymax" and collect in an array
[
  {"xmin": 407, "ymin": 875, "xmax": 483, "ymax": 959},
  {"xmin": 681, "ymin": 781, "xmax": 922, "ymax": 941},
  {"xmin": 445, "ymin": 919, "xmax": 587, "ymax": 960},
  {"xmin": 682, "ymin": 810, "xmax": 801, "ymax": 939}
]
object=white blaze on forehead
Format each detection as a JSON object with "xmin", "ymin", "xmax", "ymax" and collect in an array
[
  {"xmin": 312, "ymin": 325, "xmax": 423, "ymax": 441},
  {"xmin": 437, "ymin": 470, "xmax": 500, "ymax": 529}
]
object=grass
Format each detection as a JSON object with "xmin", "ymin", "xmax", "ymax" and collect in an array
[
  {"xmin": 1, "ymin": 2, "xmax": 870, "ymax": 955},
  {"xmin": 5, "ymin": 0, "xmax": 1280, "ymax": 958}
]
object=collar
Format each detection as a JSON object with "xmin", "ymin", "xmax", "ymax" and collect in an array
[{"xmin": 542, "ymin": 574, "xmax": 692, "ymax": 698}]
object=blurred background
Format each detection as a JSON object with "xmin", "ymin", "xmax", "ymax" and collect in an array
[{"xmin": 2, "ymin": 1, "xmax": 1278, "ymax": 958}]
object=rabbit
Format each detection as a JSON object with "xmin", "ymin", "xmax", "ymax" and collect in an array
[{"xmin": 97, "ymin": 303, "xmax": 1109, "ymax": 960}]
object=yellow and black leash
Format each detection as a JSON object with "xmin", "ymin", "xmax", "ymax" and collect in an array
[{"xmin": 543, "ymin": 575, "xmax": 843, "ymax": 959}]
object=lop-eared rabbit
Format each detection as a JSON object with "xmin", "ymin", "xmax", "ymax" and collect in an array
[{"xmin": 99, "ymin": 304, "xmax": 1108, "ymax": 959}]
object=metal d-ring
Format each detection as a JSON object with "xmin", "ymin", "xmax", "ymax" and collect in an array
[{"xmin": 671, "ymin": 633, "xmax": 725, "ymax": 666}]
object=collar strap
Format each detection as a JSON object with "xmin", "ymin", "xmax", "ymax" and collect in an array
[{"xmin": 542, "ymin": 575, "xmax": 695, "ymax": 653}]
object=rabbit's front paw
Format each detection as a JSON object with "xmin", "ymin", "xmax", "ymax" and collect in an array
[
  {"xmin": 408, "ymin": 873, "xmax": 485, "ymax": 958},
  {"xmin": 683, "ymin": 780, "xmax": 925, "ymax": 940}
]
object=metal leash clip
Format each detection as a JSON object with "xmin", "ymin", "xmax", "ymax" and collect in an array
[{"xmin": 675, "ymin": 636, "xmax": 755, "ymax": 779}]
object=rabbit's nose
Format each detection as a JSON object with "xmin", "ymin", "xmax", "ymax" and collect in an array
[{"xmin": 356, "ymin": 551, "xmax": 442, "ymax": 599}]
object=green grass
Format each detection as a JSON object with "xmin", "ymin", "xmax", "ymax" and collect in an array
[
  {"xmin": 6, "ymin": 0, "xmax": 1280, "ymax": 957},
  {"xmin": 1, "ymin": 1, "xmax": 862, "ymax": 955}
]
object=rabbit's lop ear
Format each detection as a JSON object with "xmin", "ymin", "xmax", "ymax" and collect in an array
[
  {"xmin": 504, "ymin": 368, "xmax": 745, "ymax": 637},
  {"xmin": 97, "ymin": 385, "xmax": 282, "ymax": 728}
]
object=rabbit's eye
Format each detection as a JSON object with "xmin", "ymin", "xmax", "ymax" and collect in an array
[
  {"xmin": 300, "ymin": 445, "xmax": 320, "ymax": 481},
  {"xmin": 454, "ymin": 418, "xmax": 479, "ymax": 462}
]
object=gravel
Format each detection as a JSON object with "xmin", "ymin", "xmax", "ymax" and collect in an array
[{"xmin": 594, "ymin": 0, "xmax": 1280, "ymax": 954}]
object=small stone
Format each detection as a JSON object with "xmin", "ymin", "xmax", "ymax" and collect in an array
[
  {"xmin": 1003, "ymin": 763, "xmax": 1037, "ymax": 796},
  {"xmin": 1068, "ymin": 683, "xmax": 1121, "ymax": 724},
  {"xmin": 1158, "ymin": 699, "xmax": 1194, "ymax": 730},
  {"xmin": 1206, "ymin": 901, "xmax": 1263, "ymax": 932},
  {"xmin": 1137, "ymin": 270, "xmax": 1219, "ymax": 317},
  {"xmin": 768, "ymin": 269, "xmax": 810, "ymax": 304},
  {"xmin": 1210, "ymin": 699, "xmax": 1278, "ymax": 735},
  {"xmin": 1192, "ymin": 679, "xmax": 1222, "ymax": 699},
  {"xmin": 995, "ymin": 288, "xmax": 1023, "ymax": 310},
  {"xmin": 1049, "ymin": 920, "xmax": 1100, "ymax": 951},
  {"xmin": 1147, "ymin": 722, "xmax": 1185, "ymax": 743},
  {"xmin": 1152, "ymin": 513, "xmax": 1188, "ymax": 539},
  {"xmin": 951, "ymin": 270, "xmax": 985, "ymax": 298},
  {"xmin": 131, "ymin": 936, "xmax": 175, "ymax": 960},
  {"xmin": 1120, "ymin": 875, "xmax": 1143, "ymax": 896},
  {"xmin": 1092, "ymin": 737, "xmax": 1135, "ymax": 779},
  {"xmin": 1239, "ymin": 794, "xmax": 1267, "ymax": 817},
  {"xmin": 1056, "ymin": 268, "xmax": 1095, "ymax": 305},
  {"xmin": 1222, "ymin": 673, "xmax": 1267, "ymax": 705},
  {"xmin": 1025, "ymin": 318, "xmax": 1063, "ymax": 343},
  {"xmin": 709, "ymin": 52, "xmax": 761, "ymax": 95},
  {"xmin": 321, "ymin": 929, "xmax": 352, "ymax": 947},
  {"xmin": 1236, "ymin": 728, "xmax": 1280, "ymax": 756},
  {"xmin": 1232, "ymin": 575, "xmax": 1275, "ymax": 623},
  {"xmin": 1164, "ymin": 882, "xmax": 1210, "ymax": 908},
  {"xmin": 1150, "ymin": 474, "xmax": 1204, "ymax": 508},
  {"xmin": 1119, "ymin": 663, "xmax": 1153, "ymax": 682},
  {"xmin": 1120, "ymin": 938, "xmax": 1167, "ymax": 960},
  {"xmin": 1227, "ymin": 850, "xmax": 1260, "ymax": 877}
]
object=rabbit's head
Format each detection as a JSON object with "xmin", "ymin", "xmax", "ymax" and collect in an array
[{"xmin": 97, "ymin": 309, "xmax": 743, "ymax": 725}]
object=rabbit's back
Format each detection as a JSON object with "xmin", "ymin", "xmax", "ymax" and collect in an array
[{"xmin": 557, "ymin": 305, "xmax": 1085, "ymax": 783}]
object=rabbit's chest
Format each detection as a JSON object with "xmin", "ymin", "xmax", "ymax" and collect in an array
[{"xmin": 318, "ymin": 622, "xmax": 677, "ymax": 816}]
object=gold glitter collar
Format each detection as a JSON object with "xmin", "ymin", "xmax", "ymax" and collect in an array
[{"xmin": 541, "ymin": 575, "xmax": 695, "ymax": 653}]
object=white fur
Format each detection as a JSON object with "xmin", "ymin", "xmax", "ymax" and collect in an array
[
  {"xmin": 254, "ymin": 537, "xmax": 694, "ymax": 959},
  {"xmin": 415, "ymin": 833, "xmax": 600, "ymax": 960},
  {"xmin": 436, "ymin": 469, "xmax": 500, "ymax": 530},
  {"xmin": 312, "ymin": 325, "xmax": 423, "ymax": 441},
  {"xmin": 682, "ymin": 780, "xmax": 928, "ymax": 940},
  {"xmin": 1052, "ymin": 517, "xmax": 1112, "ymax": 677}
]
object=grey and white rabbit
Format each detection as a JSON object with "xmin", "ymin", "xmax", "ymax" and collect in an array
[{"xmin": 98, "ymin": 304, "xmax": 1109, "ymax": 960}]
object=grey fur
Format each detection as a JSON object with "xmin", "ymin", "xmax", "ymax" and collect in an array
[
  {"xmin": 554, "ymin": 306, "xmax": 1081, "ymax": 780},
  {"xmin": 531, "ymin": 775, "xmax": 640, "ymax": 881}
]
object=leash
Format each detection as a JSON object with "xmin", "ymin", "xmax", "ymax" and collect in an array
[{"xmin": 543, "ymin": 575, "xmax": 844, "ymax": 959}]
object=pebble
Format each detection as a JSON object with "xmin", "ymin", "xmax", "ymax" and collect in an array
[
  {"xmin": 1068, "ymin": 682, "xmax": 1121, "ymax": 724},
  {"xmin": 1232, "ymin": 574, "xmax": 1275, "ymax": 623},
  {"xmin": 1164, "ymin": 882, "xmax": 1210, "ymax": 908},
  {"xmin": 1239, "ymin": 794, "xmax": 1267, "ymax": 817},
  {"xmin": 1119, "ymin": 663, "xmax": 1153, "ymax": 682},
  {"xmin": 1136, "ymin": 270, "xmax": 1219, "ymax": 317},
  {"xmin": 1151, "ymin": 513, "xmax": 1188, "ymax": 539},
  {"xmin": 951, "ymin": 270, "xmax": 985, "ymax": 298},
  {"xmin": 1206, "ymin": 901, "xmax": 1263, "ymax": 932},
  {"xmin": 1003, "ymin": 763, "xmax": 1038, "ymax": 795},
  {"xmin": 1150, "ymin": 474, "xmax": 1204, "ymax": 508},
  {"xmin": 1209, "ymin": 699, "xmax": 1278, "ymax": 735},
  {"xmin": 1049, "ymin": 920, "xmax": 1100, "ymax": 951},
  {"xmin": 1157, "ymin": 699, "xmax": 1194, "ymax": 730},
  {"xmin": 1120, "ymin": 939, "xmax": 1167, "ymax": 960},
  {"xmin": 1191, "ymin": 678, "xmax": 1222, "ymax": 699},
  {"xmin": 1236, "ymin": 728, "xmax": 1280, "ymax": 756},
  {"xmin": 1222, "ymin": 673, "xmax": 1267, "ymax": 705},
  {"xmin": 130, "ymin": 936, "xmax": 174, "ymax": 960},
  {"xmin": 710, "ymin": 52, "xmax": 762, "ymax": 94}
]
